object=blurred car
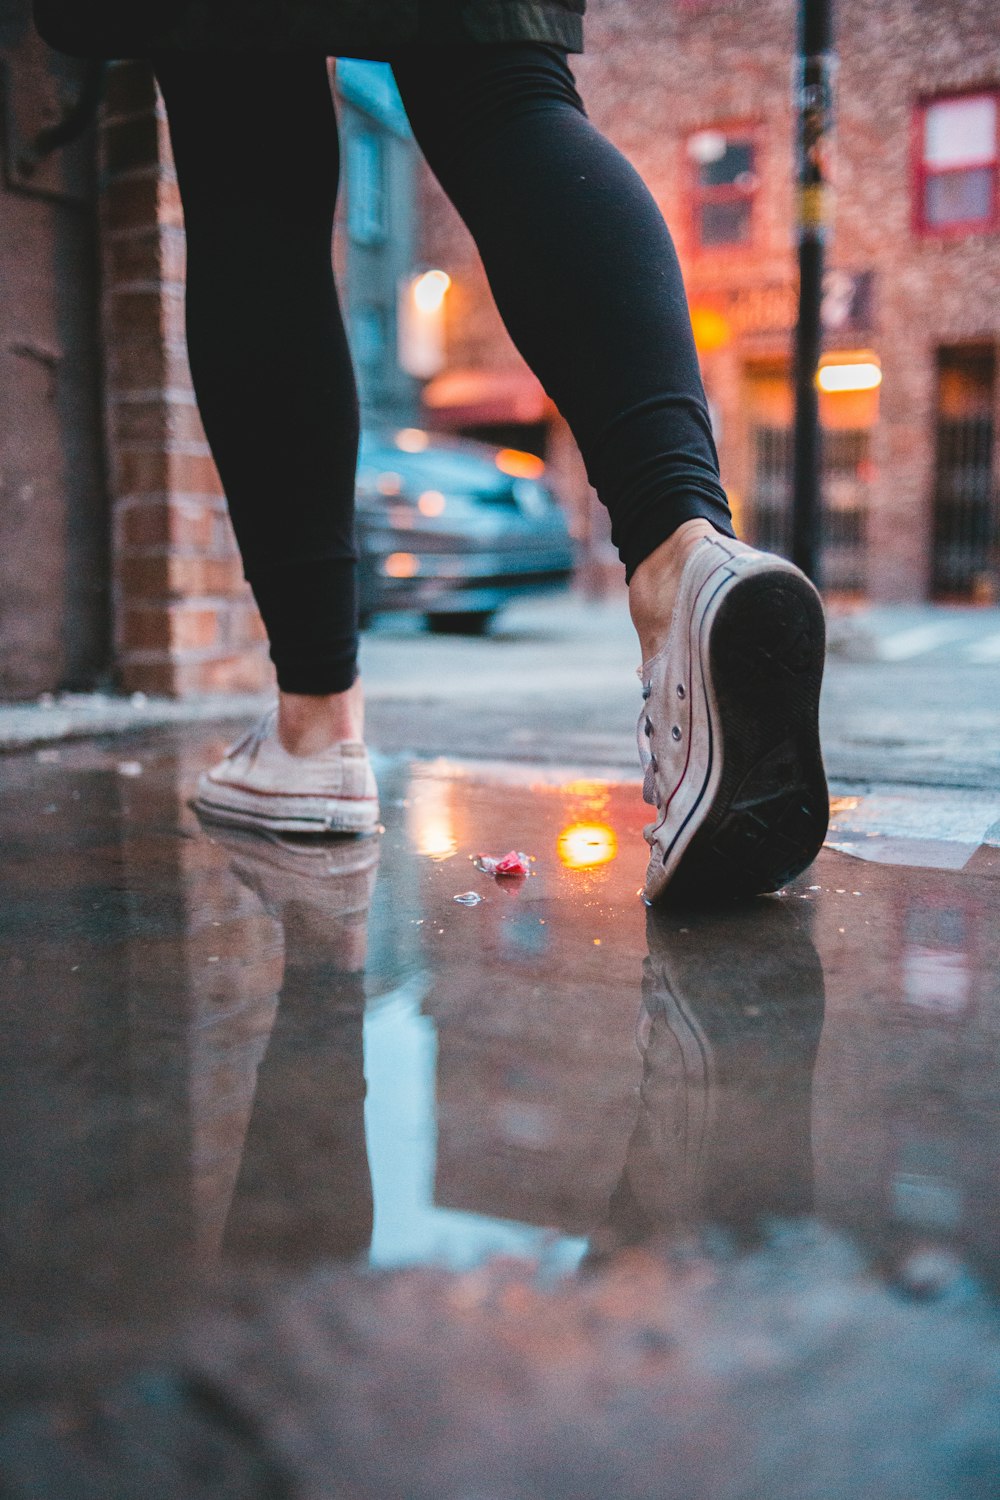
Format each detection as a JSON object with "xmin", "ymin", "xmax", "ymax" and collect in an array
[{"xmin": 356, "ymin": 429, "xmax": 575, "ymax": 633}]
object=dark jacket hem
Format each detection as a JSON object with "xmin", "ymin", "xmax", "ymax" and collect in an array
[{"xmin": 33, "ymin": 2, "xmax": 584, "ymax": 60}]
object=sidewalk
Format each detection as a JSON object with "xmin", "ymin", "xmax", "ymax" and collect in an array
[{"xmin": 3, "ymin": 593, "xmax": 1000, "ymax": 793}]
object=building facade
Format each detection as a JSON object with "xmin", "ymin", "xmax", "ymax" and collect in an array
[
  {"xmin": 5, "ymin": 0, "xmax": 1000, "ymax": 701},
  {"xmin": 420, "ymin": 0, "xmax": 1000, "ymax": 602},
  {"xmin": 0, "ymin": 13, "xmax": 418, "ymax": 699},
  {"xmin": 0, "ymin": 8, "xmax": 110, "ymax": 698},
  {"xmin": 336, "ymin": 59, "xmax": 420, "ymax": 430}
]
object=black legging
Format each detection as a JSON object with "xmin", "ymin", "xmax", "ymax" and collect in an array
[{"xmin": 155, "ymin": 46, "xmax": 733, "ymax": 694}]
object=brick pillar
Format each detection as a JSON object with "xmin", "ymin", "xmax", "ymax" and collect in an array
[{"xmin": 102, "ymin": 62, "xmax": 273, "ymax": 696}]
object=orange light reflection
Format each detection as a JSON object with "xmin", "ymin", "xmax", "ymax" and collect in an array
[
  {"xmin": 495, "ymin": 448, "xmax": 545, "ymax": 480},
  {"xmin": 557, "ymin": 822, "xmax": 618, "ymax": 870}
]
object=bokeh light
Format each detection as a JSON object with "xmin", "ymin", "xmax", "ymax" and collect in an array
[{"xmin": 557, "ymin": 822, "xmax": 618, "ymax": 870}]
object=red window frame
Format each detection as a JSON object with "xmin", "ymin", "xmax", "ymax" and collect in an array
[
  {"xmin": 688, "ymin": 126, "xmax": 758, "ymax": 254},
  {"xmin": 913, "ymin": 91, "xmax": 1000, "ymax": 239}
]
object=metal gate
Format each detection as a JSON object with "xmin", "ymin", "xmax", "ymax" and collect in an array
[
  {"xmin": 750, "ymin": 426, "xmax": 869, "ymax": 591},
  {"xmin": 932, "ymin": 415, "xmax": 997, "ymax": 598}
]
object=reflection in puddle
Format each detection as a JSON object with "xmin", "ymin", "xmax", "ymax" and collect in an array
[
  {"xmin": 1, "ymin": 736, "xmax": 999, "ymax": 1342},
  {"xmin": 590, "ymin": 902, "xmax": 824, "ymax": 1264}
]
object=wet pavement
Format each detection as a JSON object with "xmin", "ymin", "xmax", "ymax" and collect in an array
[{"xmin": 2, "ymin": 728, "xmax": 1000, "ymax": 1495}]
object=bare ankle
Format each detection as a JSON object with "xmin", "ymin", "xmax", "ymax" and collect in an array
[
  {"xmin": 278, "ymin": 679, "xmax": 365, "ymax": 755},
  {"xmin": 628, "ymin": 520, "xmax": 719, "ymax": 662}
]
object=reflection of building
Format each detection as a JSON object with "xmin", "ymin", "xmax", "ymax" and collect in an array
[
  {"xmin": 420, "ymin": 0, "xmax": 1000, "ymax": 602},
  {"xmin": 335, "ymin": 61, "xmax": 420, "ymax": 429},
  {"xmin": 411, "ymin": 772, "xmax": 647, "ymax": 1237},
  {"xmin": 810, "ymin": 848, "xmax": 1000, "ymax": 1283}
]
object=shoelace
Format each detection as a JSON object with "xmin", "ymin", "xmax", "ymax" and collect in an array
[
  {"xmin": 224, "ymin": 706, "xmax": 278, "ymax": 765},
  {"xmin": 636, "ymin": 678, "xmax": 658, "ymax": 806}
]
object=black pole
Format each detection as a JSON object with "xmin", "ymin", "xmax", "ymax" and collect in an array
[{"xmin": 791, "ymin": 0, "xmax": 834, "ymax": 584}]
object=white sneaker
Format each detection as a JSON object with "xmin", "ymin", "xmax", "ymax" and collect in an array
[
  {"xmin": 194, "ymin": 709, "xmax": 380, "ymax": 836},
  {"xmin": 637, "ymin": 536, "xmax": 828, "ymax": 904}
]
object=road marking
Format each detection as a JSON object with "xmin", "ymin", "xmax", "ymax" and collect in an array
[
  {"xmin": 878, "ymin": 622, "xmax": 966, "ymax": 660},
  {"xmin": 965, "ymin": 632, "xmax": 1000, "ymax": 664}
]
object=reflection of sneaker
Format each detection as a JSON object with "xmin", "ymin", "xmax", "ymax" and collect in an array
[
  {"xmin": 206, "ymin": 821, "xmax": 381, "ymax": 970},
  {"xmin": 588, "ymin": 901, "xmax": 825, "ymax": 1264},
  {"xmin": 637, "ymin": 537, "xmax": 828, "ymax": 904},
  {"xmin": 194, "ymin": 709, "xmax": 379, "ymax": 836},
  {"xmin": 207, "ymin": 825, "xmax": 378, "ymax": 1265}
]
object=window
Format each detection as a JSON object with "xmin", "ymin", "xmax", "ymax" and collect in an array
[
  {"xmin": 347, "ymin": 131, "xmax": 386, "ymax": 244},
  {"xmin": 351, "ymin": 305, "xmax": 388, "ymax": 379},
  {"xmin": 916, "ymin": 93, "xmax": 999, "ymax": 235},
  {"xmin": 688, "ymin": 129, "xmax": 757, "ymax": 249}
]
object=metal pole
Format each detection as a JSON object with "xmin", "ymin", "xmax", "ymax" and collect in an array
[{"xmin": 791, "ymin": 0, "xmax": 834, "ymax": 584}]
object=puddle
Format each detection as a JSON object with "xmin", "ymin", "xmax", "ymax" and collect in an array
[{"xmin": 1, "ymin": 729, "xmax": 1000, "ymax": 1339}]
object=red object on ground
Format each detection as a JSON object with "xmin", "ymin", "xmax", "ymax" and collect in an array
[{"xmin": 475, "ymin": 850, "xmax": 532, "ymax": 877}]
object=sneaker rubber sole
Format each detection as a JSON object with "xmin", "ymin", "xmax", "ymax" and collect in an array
[
  {"xmin": 193, "ymin": 778, "xmax": 379, "ymax": 836},
  {"xmin": 649, "ymin": 567, "xmax": 829, "ymax": 904}
]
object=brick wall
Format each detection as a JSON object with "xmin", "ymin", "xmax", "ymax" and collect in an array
[
  {"xmin": 420, "ymin": 0, "xmax": 1000, "ymax": 603},
  {"xmin": 101, "ymin": 62, "xmax": 272, "ymax": 696}
]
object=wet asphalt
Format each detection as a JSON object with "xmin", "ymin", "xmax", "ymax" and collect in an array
[{"xmin": 1, "ymin": 729, "xmax": 999, "ymax": 1495}]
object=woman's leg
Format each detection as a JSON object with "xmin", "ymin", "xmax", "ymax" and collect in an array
[
  {"xmin": 394, "ymin": 46, "xmax": 827, "ymax": 902},
  {"xmin": 391, "ymin": 45, "xmax": 736, "ymax": 656},
  {"xmin": 154, "ymin": 52, "xmax": 363, "ymax": 748}
]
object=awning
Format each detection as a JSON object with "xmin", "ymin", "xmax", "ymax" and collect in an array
[{"xmin": 422, "ymin": 366, "xmax": 553, "ymax": 428}]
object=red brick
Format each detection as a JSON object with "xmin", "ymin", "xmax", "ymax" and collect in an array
[
  {"xmin": 118, "ymin": 499, "xmax": 219, "ymax": 552},
  {"xmin": 159, "ymin": 231, "xmax": 187, "ymax": 285},
  {"xmin": 103, "ymin": 175, "xmax": 160, "ymax": 233},
  {"xmin": 114, "ymin": 450, "xmax": 224, "ymax": 502},
  {"xmin": 104, "ymin": 116, "xmax": 161, "ymax": 177},
  {"xmin": 108, "ymin": 339, "xmax": 194, "ymax": 396},
  {"xmin": 102, "ymin": 60, "xmax": 158, "ymax": 120},
  {"xmin": 168, "ymin": 452, "xmax": 224, "ymax": 498},
  {"xmin": 119, "ymin": 553, "xmax": 246, "ymax": 600},
  {"xmin": 111, "ymin": 399, "xmax": 170, "ymax": 447},
  {"xmin": 122, "ymin": 603, "xmax": 221, "ymax": 653},
  {"xmin": 156, "ymin": 178, "xmax": 185, "ymax": 231},
  {"xmin": 111, "ymin": 396, "xmax": 209, "ymax": 449},
  {"xmin": 119, "ymin": 659, "xmax": 177, "ymax": 695},
  {"xmin": 106, "ymin": 288, "xmax": 164, "ymax": 342},
  {"xmin": 224, "ymin": 600, "xmax": 270, "ymax": 649},
  {"xmin": 105, "ymin": 229, "xmax": 160, "ymax": 285}
]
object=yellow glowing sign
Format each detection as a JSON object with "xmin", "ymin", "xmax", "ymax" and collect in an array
[
  {"xmin": 495, "ymin": 448, "xmax": 546, "ymax": 480},
  {"xmin": 413, "ymin": 269, "xmax": 452, "ymax": 314},
  {"xmin": 557, "ymin": 822, "xmax": 618, "ymax": 870},
  {"xmin": 817, "ymin": 360, "xmax": 882, "ymax": 393},
  {"xmin": 690, "ymin": 305, "xmax": 732, "ymax": 353}
]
